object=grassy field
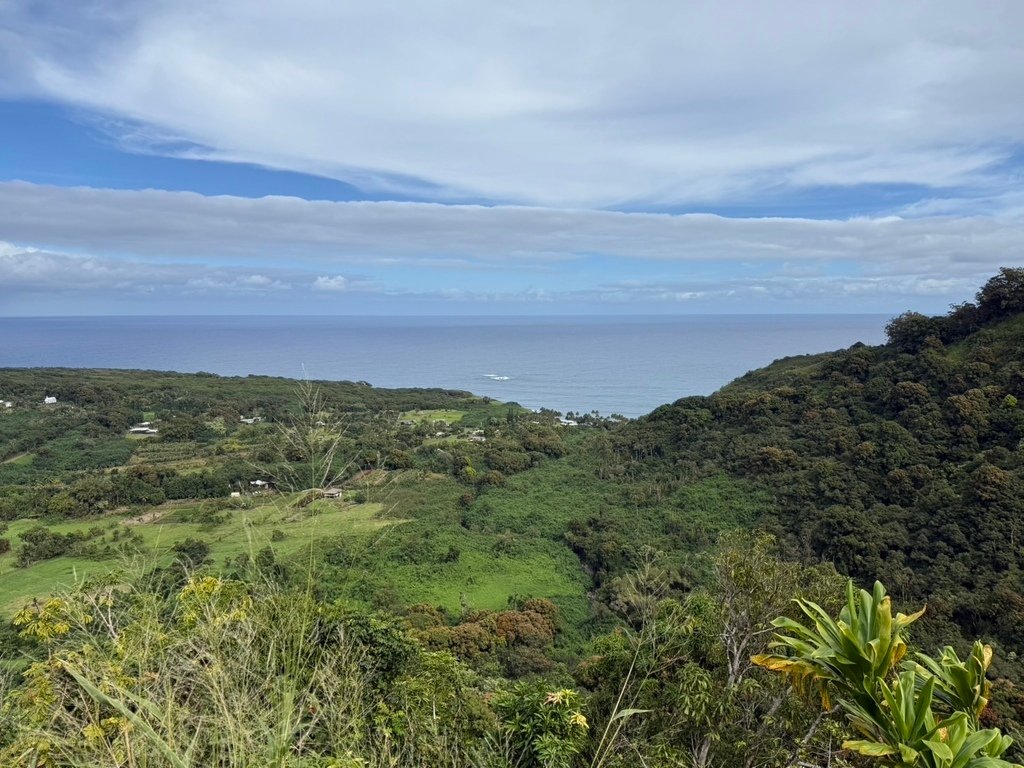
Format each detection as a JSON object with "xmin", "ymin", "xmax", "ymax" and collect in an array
[
  {"xmin": 0, "ymin": 497, "xmax": 399, "ymax": 615},
  {"xmin": 397, "ymin": 543, "xmax": 586, "ymax": 613},
  {"xmin": 0, "ymin": 366, "xmax": 759, "ymax": 644},
  {"xmin": 313, "ymin": 441, "xmax": 767, "ymax": 620},
  {"xmin": 399, "ymin": 409, "xmax": 466, "ymax": 424},
  {"xmin": 312, "ymin": 468, "xmax": 593, "ymax": 617}
]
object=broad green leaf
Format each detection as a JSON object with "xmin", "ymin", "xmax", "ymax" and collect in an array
[{"xmin": 843, "ymin": 739, "xmax": 897, "ymax": 756}]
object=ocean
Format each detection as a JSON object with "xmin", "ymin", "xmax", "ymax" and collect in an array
[{"xmin": 0, "ymin": 315, "xmax": 888, "ymax": 417}]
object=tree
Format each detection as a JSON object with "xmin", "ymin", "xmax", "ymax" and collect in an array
[
  {"xmin": 171, "ymin": 537, "xmax": 211, "ymax": 569},
  {"xmin": 160, "ymin": 416, "xmax": 205, "ymax": 442},
  {"xmin": 580, "ymin": 534, "xmax": 847, "ymax": 768},
  {"xmin": 885, "ymin": 312, "xmax": 942, "ymax": 352},
  {"xmin": 494, "ymin": 684, "xmax": 589, "ymax": 768},
  {"xmin": 976, "ymin": 268, "xmax": 1024, "ymax": 323}
]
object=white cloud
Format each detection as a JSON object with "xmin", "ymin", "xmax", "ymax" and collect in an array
[
  {"xmin": 546, "ymin": 274, "xmax": 984, "ymax": 306},
  {"xmin": 0, "ymin": 241, "xmax": 291, "ymax": 294},
  {"xmin": 185, "ymin": 273, "xmax": 290, "ymax": 292},
  {"xmin": 312, "ymin": 275, "xmax": 349, "ymax": 292},
  {"xmin": 3, "ymin": 1, "xmax": 1024, "ymax": 206}
]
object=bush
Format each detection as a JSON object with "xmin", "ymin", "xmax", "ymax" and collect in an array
[
  {"xmin": 17, "ymin": 525, "xmax": 105, "ymax": 566},
  {"xmin": 171, "ymin": 537, "xmax": 211, "ymax": 568}
]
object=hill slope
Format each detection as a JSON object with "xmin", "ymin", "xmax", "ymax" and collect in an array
[{"xmin": 613, "ymin": 269, "xmax": 1024, "ymax": 656}]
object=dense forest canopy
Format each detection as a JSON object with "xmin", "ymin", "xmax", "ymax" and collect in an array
[{"xmin": 613, "ymin": 268, "xmax": 1024, "ymax": 654}]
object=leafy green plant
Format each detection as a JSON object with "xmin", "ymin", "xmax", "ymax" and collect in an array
[
  {"xmin": 493, "ymin": 683, "xmax": 589, "ymax": 768},
  {"xmin": 754, "ymin": 580, "xmax": 1022, "ymax": 768},
  {"xmin": 910, "ymin": 643, "xmax": 993, "ymax": 728},
  {"xmin": 753, "ymin": 580, "xmax": 924, "ymax": 712}
]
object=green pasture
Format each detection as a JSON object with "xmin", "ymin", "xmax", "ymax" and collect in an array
[
  {"xmin": 399, "ymin": 409, "xmax": 466, "ymax": 424},
  {"xmin": 0, "ymin": 498, "xmax": 398, "ymax": 615}
]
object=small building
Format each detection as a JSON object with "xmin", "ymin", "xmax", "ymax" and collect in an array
[
  {"xmin": 240, "ymin": 416, "xmax": 263, "ymax": 425},
  {"xmin": 43, "ymin": 396, "xmax": 57, "ymax": 405},
  {"xmin": 129, "ymin": 426, "xmax": 159, "ymax": 435},
  {"xmin": 230, "ymin": 491, "xmax": 242, "ymax": 498},
  {"xmin": 1, "ymin": 401, "xmax": 12, "ymax": 409},
  {"xmin": 322, "ymin": 488, "xmax": 344, "ymax": 499}
]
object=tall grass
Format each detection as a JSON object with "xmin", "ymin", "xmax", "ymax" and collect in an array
[{"xmin": 2, "ymin": 568, "xmax": 497, "ymax": 768}]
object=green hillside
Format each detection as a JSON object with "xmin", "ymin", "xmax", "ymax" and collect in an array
[
  {"xmin": 4, "ymin": 271, "xmax": 1024, "ymax": 767},
  {"xmin": 614, "ymin": 268, "xmax": 1024, "ymax": 660}
]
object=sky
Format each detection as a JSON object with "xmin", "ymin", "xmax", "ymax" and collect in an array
[{"xmin": 1, "ymin": 1, "xmax": 1023, "ymax": 315}]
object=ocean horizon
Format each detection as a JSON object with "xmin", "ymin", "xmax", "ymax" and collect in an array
[{"xmin": 0, "ymin": 314, "xmax": 889, "ymax": 417}]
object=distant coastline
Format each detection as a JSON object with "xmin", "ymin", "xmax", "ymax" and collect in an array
[{"xmin": 0, "ymin": 314, "xmax": 888, "ymax": 417}]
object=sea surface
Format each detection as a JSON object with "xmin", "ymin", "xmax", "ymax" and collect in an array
[{"xmin": 0, "ymin": 315, "xmax": 888, "ymax": 417}]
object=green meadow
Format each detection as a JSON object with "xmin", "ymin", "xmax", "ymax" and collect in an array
[
  {"xmin": 399, "ymin": 408, "xmax": 466, "ymax": 424},
  {"xmin": 0, "ymin": 496, "xmax": 397, "ymax": 614}
]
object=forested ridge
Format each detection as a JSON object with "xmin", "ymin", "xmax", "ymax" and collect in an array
[{"xmin": 614, "ymin": 268, "xmax": 1024, "ymax": 657}]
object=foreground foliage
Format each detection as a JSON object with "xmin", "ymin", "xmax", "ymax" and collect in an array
[
  {"xmin": 1, "ymin": 536, "xmax": 1017, "ymax": 767},
  {"xmin": 3, "ymin": 574, "xmax": 492, "ymax": 767},
  {"xmin": 755, "ymin": 581, "xmax": 1022, "ymax": 767}
]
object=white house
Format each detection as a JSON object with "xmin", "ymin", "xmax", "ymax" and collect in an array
[
  {"xmin": 1, "ymin": 401, "xmax": 12, "ymax": 409},
  {"xmin": 129, "ymin": 426, "xmax": 159, "ymax": 435},
  {"xmin": 43, "ymin": 396, "xmax": 57, "ymax": 405}
]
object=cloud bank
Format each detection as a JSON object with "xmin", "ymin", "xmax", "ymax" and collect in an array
[
  {"xmin": 0, "ymin": 181, "xmax": 1018, "ymax": 313},
  {"xmin": 3, "ymin": 1, "xmax": 1023, "ymax": 207},
  {"xmin": 1, "ymin": 181, "xmax": 1021, "ymax": 273}
]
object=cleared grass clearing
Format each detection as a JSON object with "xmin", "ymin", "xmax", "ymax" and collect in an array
[
  {"xmin": 390, "ymin": 544, "xmax": 587, "ymax": 613},
  {"xmin": 400, "ymin": 409, "xmax": 465, "ymax": 424},
  {"xmin": 129, "ymin": 441, "xmax": 203, "ymax": 464},
  {"xmin": 0, "ymin": 555, "xmax": 113, "ymax": 616},
  {"xmin": 320, "ymin": 469, "xmax": 592, "ymax": 616},
  {"xmin": 0, "ymin": 498, "xmax": 400, "ymax": 615}
]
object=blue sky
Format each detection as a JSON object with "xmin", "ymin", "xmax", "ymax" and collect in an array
[{"xmin": 1, "ymin": 1, "xmax": 1023, "ymax": 315}]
